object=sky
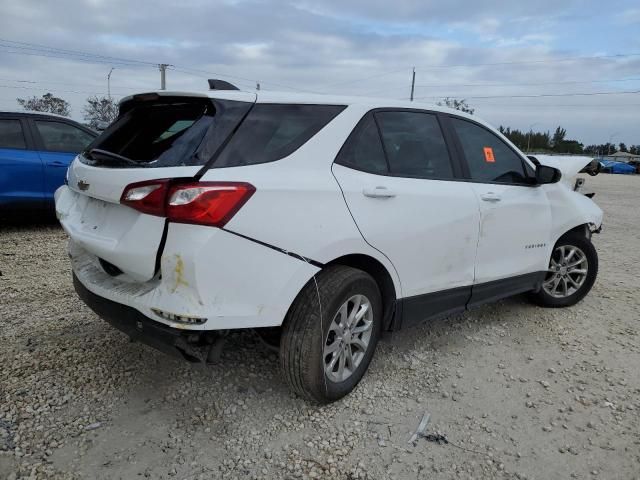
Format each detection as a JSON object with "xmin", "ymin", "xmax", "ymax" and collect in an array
[{"xmin": 0, "ymin": 0, "xmax": 638, "ymax": 146}]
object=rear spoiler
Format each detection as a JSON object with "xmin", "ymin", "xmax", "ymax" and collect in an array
[{"xmin": 208, "ymin": 79, "xmax": 239, "ymax": 91}]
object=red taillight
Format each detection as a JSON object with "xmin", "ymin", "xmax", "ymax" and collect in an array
[
  {"xmin": 120, "ymin": 179, "xmax": 170, "ymax": 217},
  {"xmin": 120, "ymin": 180, "xmax": 255, "ymax": 228},
  {"xmin": 167, "ymin": 182, "xmax": 255, "ymax": 227}
]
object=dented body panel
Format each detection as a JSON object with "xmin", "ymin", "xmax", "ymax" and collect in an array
[
  {"xmin": 534, "ymin": 155, "xmax": 603, "ymax": 241},
  {"xmin": 544, "ymin": 181, "xmax": 603, "ymax": 243},
  {"xmin": 56, "ymin": 161, "xmax": 202, "ymax": 281},
  {"xmin": 69, "ymin": 224, "xmax": 319, "ymax": 330}
]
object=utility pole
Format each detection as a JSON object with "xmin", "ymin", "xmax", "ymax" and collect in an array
[
  {"xmin": 527, "ymin": 122, "xmax": 539, "ymax": 153},
  {"xmin": 410, "ymin": 67, "xmax": 415, "ymax": 102},
  {"xmin": 159, "ymin": 64, "xmax": 170, "ymax": 90},
  {"xmin": 608, "ymin": 132, "xmax": 619, "ymax": 157},
  {"xmin": 107, "ymin": 67, "xmax": 115, "ymax": 100}
]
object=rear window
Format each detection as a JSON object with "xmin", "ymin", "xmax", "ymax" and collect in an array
[
  {"xmin": 82, "ymin": 98, "xmax": 252, "ymax": 168},
  {"xmin": 35, "ymin": 121, "xmax": 95, "ymax": 153},
  {"xmin": 81, "ymin": 100, "xmax": 345, "ymax": 169},
  {"xmin": 0, "ymin": 119, "xmax": 26, "ymax": 149},
  {"xmin": 212, "ymin": 104, "xmax": 346, "ymax": 168}
]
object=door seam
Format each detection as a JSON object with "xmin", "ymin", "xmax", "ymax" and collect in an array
[{"xmin": 330, "ymin": 164, "xmax": 403, "ymax": 298}]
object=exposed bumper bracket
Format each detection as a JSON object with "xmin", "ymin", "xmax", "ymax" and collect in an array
[{"xmin": 73, "ymin": 274, "xmax": 223, "ymax": 363}]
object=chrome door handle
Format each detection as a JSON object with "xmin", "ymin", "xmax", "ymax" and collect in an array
[
  {"xmin": 363, "ymin": 186, "xmax": 396, "ymax": 198},
  {"xmin": 480, "ymin": 193, "xmax": 501, "ymax": 202}
]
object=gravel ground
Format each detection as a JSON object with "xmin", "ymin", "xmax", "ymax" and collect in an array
[{"xmin": 1, "ymin": 173, "xmax": 639, "ymax": 480}]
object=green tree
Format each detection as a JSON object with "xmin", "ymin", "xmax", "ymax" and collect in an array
[
  {"xmin": 17, "ymin": 92, "xmax": 70, "ymax": 116},
  {"xmin": 437, "ymin": 97, "xmax": 474, "ymax": 115},
  {"xmin": 499, "ymin": 126, "xmax": 551, "ymax": 152},
  {"xmin": 618, "ymin": 142, "xmax": 628, "ymax": 152},
  {"xmin": 83, "ymin": 96, "xmax": 118, "ymax": 130},
  {"xmin": 562, "ymin": 140, "xmax": 584, "ymax": 155},
  {"xmin": 551, "ymin": 126, "xmax": 566, "ymax": 151},
  {"xmin": 584, "ymin": 145, "xmax": 598, "ymax": 155}
]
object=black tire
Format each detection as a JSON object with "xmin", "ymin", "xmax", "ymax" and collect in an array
[
  {"xmin": 529, "ymin": 231, "xmax": 598, "ymax": 308},
  {"xmin": 280, "ymin": 265, "xmax": 382, "ymax": 403}
]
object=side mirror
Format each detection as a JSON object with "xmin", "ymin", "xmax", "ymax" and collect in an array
[
  {"xmin": 536, "ymin": 164, "xmax": 561, "ymax": 184},
  {"xmin": 580, "ymin": 159, "xmax": 601, "ymax": 177}
]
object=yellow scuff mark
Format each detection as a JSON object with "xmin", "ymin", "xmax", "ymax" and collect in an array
[{"xmin": 172, "ymin": 254, "xmax": 189, "ymax": 293}]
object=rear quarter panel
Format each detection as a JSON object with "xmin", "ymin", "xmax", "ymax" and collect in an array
[{"xmin": 200, "ymin": 104, "xmax": 403, "ymax": 297}]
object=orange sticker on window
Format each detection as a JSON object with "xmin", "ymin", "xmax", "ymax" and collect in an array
[{"xmin": 483, "ymin": 147, "xmax": 495, "ymax": 163}]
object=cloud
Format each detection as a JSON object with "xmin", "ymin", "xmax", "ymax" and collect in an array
[
  {"xmin": 615, "ymin": 8, "xmax": 640, "ymax": 25},
  {"xmin": 0, "ymin": 0, "xmax": 638, "ymax": 145}
]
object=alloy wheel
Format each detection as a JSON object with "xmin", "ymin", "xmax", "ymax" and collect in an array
[
  {"xmin": 542, "ymin": 245, "xmax": 589, "ymax": 298},
  {"xmin": 323, "ymin": 294, "xmax": 374, "ymax": 382}
]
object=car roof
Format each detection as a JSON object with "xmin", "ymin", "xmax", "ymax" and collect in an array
[
  {"xmin": 0, "ymin": 110, "xmax": 73, "ymax": 120},
  {"xmin": 118, "ymin": 89, "xmax": 477, "ymax": 121}
]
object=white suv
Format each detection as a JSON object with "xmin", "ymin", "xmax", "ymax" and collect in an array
[{"xmin": 55, "ymin": 87, "xmax": 603, "ymax": 403}]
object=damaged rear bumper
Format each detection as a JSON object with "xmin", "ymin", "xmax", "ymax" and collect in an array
[
  {"xmin": 68, "ymin": 222, "xmax": 319, "ymax": 331},
  {"xmin": 73, "ymin": 273, "xmax": 217, "ymax": 362}
]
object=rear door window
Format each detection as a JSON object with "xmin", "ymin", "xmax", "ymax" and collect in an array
[
  {"xmin": 375, "ymin": 111, "xmax": 454, "ymax": 179},
  {"xmin": 35, "ymin": 121, "xmax": 95, "ymax": 153},
  {"xmin": 451, "ymin": 117, "xmax": 530, "ymax": 184},
  {"xmin": 334, "ymin": 113, "xmax": 388, "ymax": 175},
  {"xmin": 0, "ymin": 119, "xmax": 27, "ymax": 149},
  {"xmin": 212, "ymin": 104, "xmax": 346, "ymax": 168}
]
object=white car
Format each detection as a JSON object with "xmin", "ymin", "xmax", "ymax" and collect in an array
[{"xmin": 55, "ymin": 87, "xmax": 603, "ymax": 403}]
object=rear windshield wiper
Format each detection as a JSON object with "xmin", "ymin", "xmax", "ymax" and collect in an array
[{"xmin": 85, "ymin": 148, "xmax": 141, "ymax": 167}]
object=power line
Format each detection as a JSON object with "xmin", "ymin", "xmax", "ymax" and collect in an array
[
  {"xmin": 474, "ymin": 103, "xmax": 640, "ymax": 108},
  {"xmin": 360, "ymin": 76, "xmax": 640, "ymax": 96},
  {"xmin": 171, "ymin": 65, "xmax": 256, "ymax": 84},
  {"xmin": 0, "ymin": 44, "xmax": 258, "ymax": 92},
  {"xmin": 413, "ymin": 77, "xmax": 640, "ymax": 90},
  {"xmin": 0, "ymin": 39, "xmax": 269, "ymax": 91},
  {"xmin": 170, "ymin": 67, "xmax": 257, "ymax": 89},
  {"xmin": 316, "ymin": 67, "xmax": 410, "ymax": 89},
  {"xmin": 0, "ymin": 84, "xmax": 125, "ymax": 97},
  {"xmin": 0, "ymin": 38, "xmax": 280, "ymax": 92},
  {"xmin": 0, "ymin": 77, "xmax": 143, "ymax": 91},
  {"xmin": 414, "ymin": 52, "xmax": 640, "ymax": 70},
  {"xmin": 315, "ymin": 52, "xmax": 640, "ymax": 93},
  {"xmin": 412, "ymin": 89, "xmax": 640, "ymax": 100},
  {"xmin": 0, "ymin": 38, "xmax": 157, "ymax": 66},
  {"xmin": 0, "ymin": 48, "xmax": 153, "ymax": 67},
  {"xmin": 4, "ymin": 37, "xmax": 640, "ymax": 99},
  {"xmin": 171, "ymin": 66, "xmax": 322, "ymax": 93}
]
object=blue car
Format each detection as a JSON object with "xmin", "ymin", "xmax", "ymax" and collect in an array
[{"xmin": 0, "ymin": 111, "xmax": 97, "ymax": 214}]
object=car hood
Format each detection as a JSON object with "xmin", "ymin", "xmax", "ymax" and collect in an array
[{"xmin": 533, "ymin": 155, "xmax": 594, "ymax": 186}]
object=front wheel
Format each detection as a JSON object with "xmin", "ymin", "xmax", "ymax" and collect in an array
[
  {"xmin": 529, "ymin": 231, "xmax": 598, "ymax": 308},
  {"xmin": 280, "ymin": 265, "xmax": 382, "ymax": 403}
]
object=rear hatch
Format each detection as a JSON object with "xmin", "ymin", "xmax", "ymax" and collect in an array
[{"xmin": 56, "ymin": 92, "xmax": 256, "ymax": 282}]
